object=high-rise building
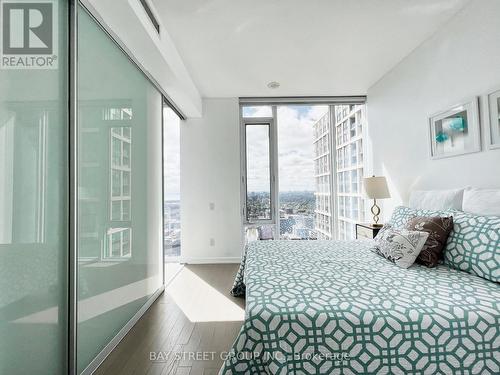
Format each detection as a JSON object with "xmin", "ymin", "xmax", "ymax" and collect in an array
[
  {"xmin": 313, "ymin": 113, "xmax": 333, "ymax": 239},
  {"xmin": 335, "ymin": 105, "xmax": 365, "ymax": 240},
  {"xmin": 312, "ymin": 106, "xmax": 366, "ymax": 240}
]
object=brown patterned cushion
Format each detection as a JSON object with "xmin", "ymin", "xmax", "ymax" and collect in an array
[{"xmin": 405, "ymin": 216, "xmax": 453, "ymax": 267}]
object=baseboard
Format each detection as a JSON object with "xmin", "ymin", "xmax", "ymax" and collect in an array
[
  {"xmin": 82, "ymin": 285, "xmax": 165, "ymax": 375},
  {"xmin": 181, "ymin": 257, "xmax": 241, "ymax": 264}
]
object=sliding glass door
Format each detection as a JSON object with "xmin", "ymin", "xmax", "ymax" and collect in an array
[
  {"xmin": 77, "ymin": 7, "xmax": 163, "ymax": 373},
  {"xmin": 0, "ymin": 2, "xmax": 171, "ymax": 374},
  {"xmin": 0, "ymin": 1, "xmax": 69, "ymax": 374}
]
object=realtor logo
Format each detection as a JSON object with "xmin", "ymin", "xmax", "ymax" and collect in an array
[{"xmin": 1, "ymin": 0, "xmax": 58, "ymax": 69}]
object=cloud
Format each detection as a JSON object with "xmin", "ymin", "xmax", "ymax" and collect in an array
[
  {"xmin": 164, "ymin": 105, "xmax": 331, "ymax": 199},
  {"xmin": 246, "ymin": 105, "xmax": 329, "ymax": 192},
  {"xmin": 164, "ymin": 108, "xmax": 181, "ymax": 198},
  {"xmin": 242, "ymin": 106, "xmax": 272, "ymax": 118}
]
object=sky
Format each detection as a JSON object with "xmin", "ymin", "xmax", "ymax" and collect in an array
[
  {"xmin": 245, "ymin": 105, "xmax": 329, "ymax": 192},
  {"xmin": 164, "ymin": 107, "xmax": 181, "ymax": 200},
  {"xmin": 164, "ymin": 104, "xmax": 330, "ymax": 201}
]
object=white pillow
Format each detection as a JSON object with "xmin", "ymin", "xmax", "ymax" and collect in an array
[
  {"xmin": 409, "ymin": 189, "xmax": 464, "ymax": 211},
  {"xmin": 372, "ymin": 226, "xmax": 429, "ymax": 269},
  {"xmin": 462, "ymin": 188, "xmax": 500, "ymax": 216}
]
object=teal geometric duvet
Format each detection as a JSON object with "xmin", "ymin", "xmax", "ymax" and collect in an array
[{"xmin": 220, "ymin": 240, "xmax": 500, "ymax": 374}]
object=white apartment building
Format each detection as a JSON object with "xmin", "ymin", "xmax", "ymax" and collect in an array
[
  {"xmin": 335, "ymin": 105, "xmax": 366, "ymax": 239},
  {"xmin": 313, "ymin": 113, "xmax": 333, "ymax": 239},
  {"xmin": 313, "ymin": 105, "xmax": 366, "ymax": 240}
]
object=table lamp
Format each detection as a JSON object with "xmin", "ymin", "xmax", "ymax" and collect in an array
[{"xmin": 363, "ymin": 176, "xmax": 391, "ymax": 227}]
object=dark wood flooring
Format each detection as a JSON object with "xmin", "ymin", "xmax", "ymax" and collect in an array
[{"xmin": 94, "ymin": 264, "xmax": 244, "ymax": 375}]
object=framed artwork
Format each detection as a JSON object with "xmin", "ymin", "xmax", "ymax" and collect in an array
[
  {"xmin": 486, "ymin": 88, "xmax": 500, "ymax": 149},
  {"xmin": 428, "ymin": 98, "xmax": 481, "ymax": 159}
]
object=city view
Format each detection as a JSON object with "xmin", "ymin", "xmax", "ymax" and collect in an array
[
  {"xmin": 164, "ymin": 107, "xmax": 182, "ymax": 259},
  {"xmin": 164, "ymin": 200, "xmax": 181, "ymax": 257},
  {"xmin": 244, "ymin": 104, "xmax": 366, "ymax": 241},
  {"xmin": 279, "ymin": 191, "xmax": 316, "ymax": 239},
  {"xmin": 246, "ymin": 191, "xmax": 317, "ymax": 240}
]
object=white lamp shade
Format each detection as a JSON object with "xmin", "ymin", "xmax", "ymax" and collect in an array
[{"xmin": 363, "ymin": 176, "xmax": 391, "ymax": 199}]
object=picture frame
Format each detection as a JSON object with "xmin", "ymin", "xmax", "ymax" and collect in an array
[
  {"xmin": 485, "ymin": 88, "xmax": 500, "ymax": 150},
  {"xmin": 428, "ymin": 97, "xmax": 481, "ymax": 159}
]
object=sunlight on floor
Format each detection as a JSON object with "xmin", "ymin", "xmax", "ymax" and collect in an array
[
  {"xmin": 166, "ymin": 267, "xmax": 245, "ymax": 323},
  {"xmin": 165, "ymin": 262, "xmax": 184, "ymax": 284}
]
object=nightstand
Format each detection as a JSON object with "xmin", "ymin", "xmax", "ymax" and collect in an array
[{"xmin": 355, "ymin": 223, "xmax": 382, "ymax": 239}]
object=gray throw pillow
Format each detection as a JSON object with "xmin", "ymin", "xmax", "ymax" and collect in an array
[{"xmin": 372, "ymin": 225, "xmax": 429, "ymax": 269}]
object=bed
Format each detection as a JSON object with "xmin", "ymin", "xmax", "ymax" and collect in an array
[{"xmin": 220, "ymin": 239, "xmax": 500, "ymax": 374}]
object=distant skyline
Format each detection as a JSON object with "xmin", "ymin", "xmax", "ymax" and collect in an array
[{"xmin": 164, "ymin": 193, "xmax": 180, "ymax": 201}]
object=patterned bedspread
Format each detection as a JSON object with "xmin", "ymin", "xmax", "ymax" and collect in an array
[{"xmin": 221, "ymin": 240, "xmax": 500, "ymax": 375}]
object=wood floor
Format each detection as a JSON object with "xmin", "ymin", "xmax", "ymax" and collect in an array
[{"xmin": 94, "ymin": 264, "xmax": 245, "ymax": 375}]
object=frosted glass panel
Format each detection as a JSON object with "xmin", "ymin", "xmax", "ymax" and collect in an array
[
  {"xmin": 0, "ymin": 1, "xmax": 68, "ymax": 374},
  {"xmin": 77, "ymin": 8, "xmax": 163, "ymax": 373}
]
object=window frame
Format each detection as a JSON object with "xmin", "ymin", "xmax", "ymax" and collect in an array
[
  {"xmin": 109, "ymin": 126, "xmax": 132, "ymax": 222},
  {"xmin": 240, "ymin": 113, "xmax": 277, "ymax": 225},
  {"xmin": 239, "ymin": 98, "xmax": 367, "ymax": 242}
]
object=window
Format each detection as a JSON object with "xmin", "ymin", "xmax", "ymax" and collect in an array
[
  {"xmin": 105, "ymin": 227, "xmax": 132, "ymax": 259},
  {"xmin": 243, "ymin": 121, "xmax": 274, "ymax": 223},
  {"xmin": 241, "ymin": 101, "xmax": 366, "ymax": 241},
  {"xmin": 110, "ymin": 126, "xmax": 132, "ymax": 222},
  {"xmin": 278, "ymin": 105, "xmax": 329, "ymax": 240},
  {"xmin": 164, "ymin": 106, "xmax": 181, "ymax": 259},
  {"xmin": 241, "ymin": 105, "xmax": 272, "ymax": 118}
]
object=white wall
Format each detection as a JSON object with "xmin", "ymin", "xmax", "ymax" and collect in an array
[
  {"xmin": 366, "ymin": 0, "xmax": 500, "ymax": 218},
  {"xmin": 180, "ymin": 98, "xmax": 243, "ymax": 263}
]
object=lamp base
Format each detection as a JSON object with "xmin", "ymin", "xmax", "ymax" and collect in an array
[{"xmin": 371, "ymin": 199, "xmax": 382, "ymax": 226}]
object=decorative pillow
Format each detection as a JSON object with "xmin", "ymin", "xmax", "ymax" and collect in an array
[
  {"xmin": 409, "ymin": 189, "xmax": 464, "ymax": 211},
  {"xmin": 405, "ymin": 216, "xmax": 454, "ymax": 268},
  {"xmin": 388, "ymin": 206, "xmax": 450, "ymax": 229},
  {"xmin": 258, "ymin": 226, "xmax": 274, "ymax": 240},
  {"xmin": 372, "ymin": 225, "xmax": 430, "ymax": 269},
  {"xmin": 444, "ymin": 210, "xmax": 500, "ymax": 283},
  {"xmin": 462, "ymin": 188, "xmax": 500, "ymax": 216}
]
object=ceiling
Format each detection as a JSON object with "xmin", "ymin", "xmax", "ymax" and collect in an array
[{"xmin": 152, "ymin": 0, "xmax": 470, "ymax": 98}]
